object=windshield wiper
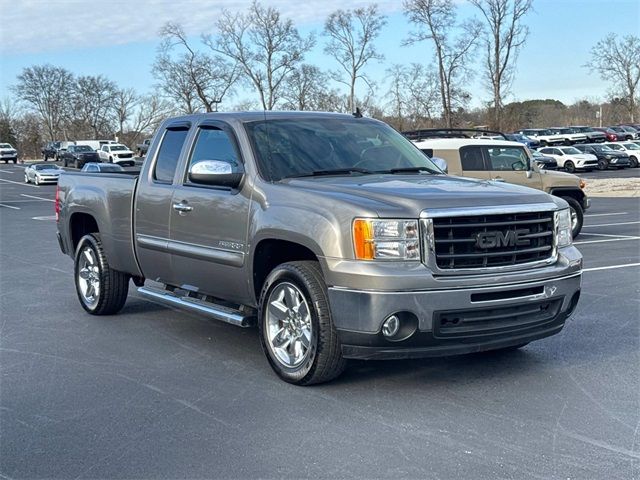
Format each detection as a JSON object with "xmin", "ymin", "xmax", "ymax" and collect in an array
[
  {"xmin": 378, "ymin": 166, "xmax": 441, "ymax": 175},
  {"xmin": 284, "ymin": 168, "xmax": 375, "ymax": 179}
]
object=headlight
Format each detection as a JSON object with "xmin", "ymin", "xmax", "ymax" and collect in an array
[
  {"xmin": 353, "ymin": 219, "xmax": 420, "ymax": 260},
  {"xmin": 555, "ymin": 208, "xmax": 572, "ymax": 247}
]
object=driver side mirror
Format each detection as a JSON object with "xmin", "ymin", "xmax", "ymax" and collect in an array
[{"xmin": 188, "ymin": 160, "xmax": 244, "ymax": 188}]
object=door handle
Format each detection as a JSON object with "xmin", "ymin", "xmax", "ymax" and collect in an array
[{"xmin": 172, "ymin": 202, "xmax": 193, "ymax": 213}]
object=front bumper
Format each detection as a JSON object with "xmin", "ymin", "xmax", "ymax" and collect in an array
[
  {"xmin": 36, "ymin": 176, "xmax": 59, "ymax": 183},
  {"xmin": 327, "ymin": 269, "xmax": 582, "ymax": 360}
]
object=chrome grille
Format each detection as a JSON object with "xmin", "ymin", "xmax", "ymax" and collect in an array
[{"xmin": 421, "ymin": 204, "xmax": 558, "ymax": 274}]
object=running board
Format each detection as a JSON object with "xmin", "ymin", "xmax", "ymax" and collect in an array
[{"xmin": 137, "ymin": 286, "xmax": 254, "ymax": 327}]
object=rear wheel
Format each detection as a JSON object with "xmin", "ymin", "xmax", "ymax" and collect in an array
[
  {"xmin": 74, "ymin": 233, "xmax": 129, "ymax": 315},
  {"xmin": 258, "ymin": 261, "xmax": 346, "ymax": 385},
  {"xmin": 564, "ymin": 161, "xmax": 576, "ymax": 173},
  {"xmin": 562, "ymin": 197, "xmax": 584, "ymax": 238}
]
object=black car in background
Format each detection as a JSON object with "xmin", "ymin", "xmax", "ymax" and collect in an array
[
  {"xmin": 61, "ymin": 145, "xmax": 101, "ymax": 169},
  {"xmin": 42, "ymin": 141, "xmax": 61, "ymax": 161},
  {"xmin": 530, "ymin": 150, "xmax": 558, "ymax": 170},
  {"xmin": 573, "ymin": 144, "xmax": 630, "ymax": 170}
]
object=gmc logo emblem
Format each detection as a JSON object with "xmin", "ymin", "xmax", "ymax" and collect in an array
[{"xmin": 476, "ymin": 229, "xmax": 530, "ymax": 248}]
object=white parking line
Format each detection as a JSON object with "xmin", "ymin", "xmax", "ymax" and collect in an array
[
  {"xmin": 20, "ymin": 194, "xmax": 55, "ymax": 202},
  {"xmin": 584, "ymin": 212, "xmax": 629, "ymax": 217},
  {"xmin": 583, "ymin": 263, "xmax": 640, "ymax": 272},
  {"xmin": 0, "ymin": 203, "xmax": 20, "ymax": 210},
  {"xmin": 0, "ymin": 178, "xmax": 39, "ymax": 188},
  {"xmin": 574, "ymin": 237, "xmax": 640, "ymax": 245},
  {"xmin": 579, "ymin": 233, "xmax": 638, "ymax": 238},
  {"xmin": 0, "ymin": 170, "xmax": 16, "ymax": 174},
  {"xmin": 582, "ymin": 221, "xmax": 640, "ymax": 228}
]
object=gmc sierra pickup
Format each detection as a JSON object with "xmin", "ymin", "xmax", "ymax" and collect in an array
[{"xmin": 56, "ymin": 112, "xmax": 583, "ymax": 385}]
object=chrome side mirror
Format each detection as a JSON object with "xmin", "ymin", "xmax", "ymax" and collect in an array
[{"xmin": 188, "ymin": 160, "xmax": 244, "ymax": 188}]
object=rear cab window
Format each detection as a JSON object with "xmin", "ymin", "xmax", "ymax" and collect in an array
[{"xmin": 153, "ymin": 128, "xmax": 190, "ymax": 183}]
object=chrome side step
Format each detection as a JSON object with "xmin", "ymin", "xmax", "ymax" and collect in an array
[{"xmin": 137, "ymin": 286, "xmax": 254, "ymax": 327}]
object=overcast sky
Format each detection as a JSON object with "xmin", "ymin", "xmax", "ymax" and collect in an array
[{"xmin": 1, "ymin": 0, "xmax": 638, "ymax": 110}]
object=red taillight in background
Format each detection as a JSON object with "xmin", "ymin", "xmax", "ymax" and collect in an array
[{"xmin": 55, "ymin": 185, "xmax": 60, "ymax": 221}]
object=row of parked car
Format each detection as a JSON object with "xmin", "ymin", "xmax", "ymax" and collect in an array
[
  {"xmin": 42, "ymin": 140, "xmax": 137, "ymax": 168},
  {"xmin": 513, "ymin": 124, "xmax": 640, "ymax": 147}
]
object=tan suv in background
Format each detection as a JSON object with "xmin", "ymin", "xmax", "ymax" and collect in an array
[{"xmin": 406, "ymin": 129, "xmax": 589, "ymax": 237}]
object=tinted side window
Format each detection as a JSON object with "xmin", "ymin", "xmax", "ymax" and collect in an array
[
  {"xmin": 460, "ymin": 146, "xmax": 486, "ymax": 170},
  {"xmin": 154, "ymin": 128, "xmax": 189, "ymax": 183},
  {"xmin": 189, "ymin": 128, "xmax": 238, "ymax": 166}
]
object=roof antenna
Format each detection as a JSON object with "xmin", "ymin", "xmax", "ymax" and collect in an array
[{"xmin": 352, "ymin": 107, "xmax": 362, "ymax": 118}]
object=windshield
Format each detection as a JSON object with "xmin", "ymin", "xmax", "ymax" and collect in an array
[
  {"xmin": 623, "ymin": 143, "xmax": 639, "ymax": 150},
  {"xmin": 245, "ymin": 117, "xmax": 441, "ymax": 181},
  {"xmin": 0, "ymin": 144, "xmax": 12, "ymax": 148},
  {"xmin": 560, "ymin": 147, "xmax": 582, "ymax": 154},
  {"xmin": 76, "ymin": 145, "xmax": 94, "ymax": 152},
  {"xmin": 607, "ymin": 144, "xmax": 623, "ymax": 150},
  {"xmin": 537, "ymin": 129, "xmax": 551, "ymax": 135},
  {"xmin": 35, "ymin": 164, "xmax": 60, "ymax": 171},
  {"xmin": 111, "ymin": 145, "xmax": 127, "ymax": 151}
]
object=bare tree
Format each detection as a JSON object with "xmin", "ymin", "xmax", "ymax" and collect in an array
[
  {"xmin": 324, "ymin": 5, "xmax": 387, "ymax": 113},
  {"xmin": 385, "ymin": 63, "xmax": 440, "ymax": 129},
  {"xmin": 281, "ymin": 64, "xmax": 330, "ymax": 111},
  {"xmin": 470, "ymin": 0, "xmax": 532, "ymax": 129},
  {"xmin": 114, "ymin": 88, "xmax": 138, "ymax": 138},
  {"xmin": 73, "ymin": 75, "xmax": 118, "ymax": 138},
  {"xmin": 404, "ymin": 0, "xmax": 481, "ymax": 127},
  {"xmin": 153, "ymin": 53, "xmax": 200, "ymax": 114},
  {"xmin": 586, "ymin": 34, "xmax": 640, "ymax": 122},
  {"xmin": 155, "ymin": 23, "xmax": 239, "ymax": 113},
  {"xmin": 205, "ymin": 1, "xmax": 314, "ymax": 110},
  {"xmin": 13, "ymin": 64, "xmax": 74, "ymax": 140},
  {"xmin": 125, "ymin": 95, "xmax": 174, "ymax": 146}
]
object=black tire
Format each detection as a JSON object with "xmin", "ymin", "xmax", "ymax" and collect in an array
[
  {"xmin": 540, "ymin": 140, "xmax": 547, "ymax": 147},
  {"xmin": 564, "ymin": 139, "xmax": 572, "ymax": 146},
  {"xmin": 63, "ymin": 158, "xmax": 68, "ymax": 167},
  {"xmin": 75, "ymin": 160, "xmax": 81, "ymax": 169},
  {"xmin": 258, "ymin": 261, "xmax": 346, "ymax": 385},
  {"xmin": 629, "ymin": 156, "xmax": 639, "ymax": 168},
  {"xmin": 562, "ymin": 197, "xmax": 584, "ymax": 238},
  {"xmin": 12, "ymin": 159, "xmax": 17, "ymax": 164},
  {"xmin": 74, "ymin": 233, "xmax": 130, "ymax": 315},
  {"xmin": 564, "ymin": 160, "xmax": 576, "ymax": 173},
  {"xmin": 597, "ymin": 160, "xmax": 608, "ymax": 170}
]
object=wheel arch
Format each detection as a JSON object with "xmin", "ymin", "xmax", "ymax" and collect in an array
[{"xmin": 252, "ymin": 238, "xmax": 321, "ymax": 305}]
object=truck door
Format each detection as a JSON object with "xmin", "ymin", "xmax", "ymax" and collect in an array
[
  {"xmin": 134, "ymin": 124, "xmax": 191, "ymax": 285},
  {"xmin": 486, "ymin": 145, "xmax": 543, "ymax": 190},
  {"xmin": 168, "ymin": 122, "xmax": 250, "ymax": 304}
]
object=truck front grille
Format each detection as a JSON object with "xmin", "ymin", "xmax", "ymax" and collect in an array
[{"xmin": 424, "ymin": 209, "xmax": 556, "ymax": 272}]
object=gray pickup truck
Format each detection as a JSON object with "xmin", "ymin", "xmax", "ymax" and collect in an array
[{"xmin": 56, "ymin": 112, "xmax": 583, "ymax": 385}]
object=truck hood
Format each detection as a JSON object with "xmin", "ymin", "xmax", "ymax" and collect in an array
[{"xmin": 284, "ymin": 174, "xmax": 555, "ymax": 217}]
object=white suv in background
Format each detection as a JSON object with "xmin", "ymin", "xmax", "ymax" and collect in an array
[
  {"xmin": 516, "ymin": 129, "xmax": 565, "ymax": 146},
  {"xmin": 537, "ymin": 146, "xmax": 598, "ymax": 173},
  {"xmin": 97, "ymin": 143, "xmax": 135, "ymax": 166}
]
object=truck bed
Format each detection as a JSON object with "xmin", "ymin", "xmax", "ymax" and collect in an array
[{"xmin": 57, "ymin": 171, "xmax": 142, "ymax": 277}]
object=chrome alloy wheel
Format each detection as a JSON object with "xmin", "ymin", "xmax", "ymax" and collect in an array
[
  {"xmin": 77, "ymin": 247, "xmax": 100, "ymax": 307},
  {"xmin": 265, "ymin": 282, "xmax": 312, "ymax": 368}
]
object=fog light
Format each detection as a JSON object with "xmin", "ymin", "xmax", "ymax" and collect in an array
[{"xmin": 382, "ymin": 315, "xmax": 400, "ymax": 338}]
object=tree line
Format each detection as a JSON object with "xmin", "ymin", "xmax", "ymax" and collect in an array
[{"xmin": 2, "ymin": 0, "xmax": 639, "ymax": 159}]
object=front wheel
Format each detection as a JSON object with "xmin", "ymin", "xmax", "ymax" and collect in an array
[
  {"xmin": 258, "ymin": 261, "xmax": 346, "ymax": 385},
  {"xmin": 562, "ymin": 197, "xmax": 584, "ymax": 238},
  {"xmin": 629, "ymin": 156, "xmax": 638, "ymax": 168},
  {"xmin": 564, "ymin": 161, "xmax": 576, "ymax": 173},
  {"xmin": 597, "ymin": 160, "xmax": 608, "ymax": 170},
  {"xmin": 74, "ymin": 233, "xmax": 130, "ymax": 315},
  {"xmin": 24, "ymin": 174, "xmax": 29, "ymax": 183},
  {"xmin": 34, "ymin": 176, "xmax": 39, "ymax": 185}
]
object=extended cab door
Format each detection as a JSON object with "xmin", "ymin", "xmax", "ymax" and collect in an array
[
  {"xmin": 134, "ymin": 123, "xmax": 191, "ymax": 285},
  {"xmin": 168, "ymin": 121, "xmax": 251, "ymax": 303},
  {"xmin": 485, "ymin": 145, "xmax": 543, "ymax": 190}
]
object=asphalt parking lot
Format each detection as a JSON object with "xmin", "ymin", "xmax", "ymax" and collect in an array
[{"xmin": 0, "ymin": 162, "xmax": 638, "ymax": 479}]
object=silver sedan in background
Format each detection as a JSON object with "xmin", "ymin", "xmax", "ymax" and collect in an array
[{"xmin": 24, "ymin": 163, "xmax": 64, "ymax": 185}]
